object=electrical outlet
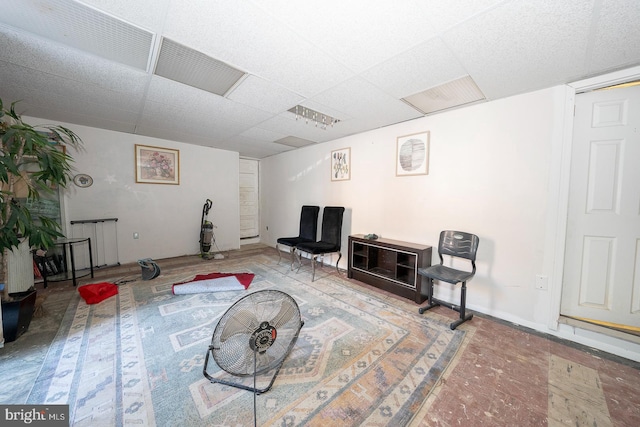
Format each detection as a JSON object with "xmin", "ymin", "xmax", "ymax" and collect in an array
[{"xmin": 535, "ymin": 274, "xmax": 548, "ymax": 290}]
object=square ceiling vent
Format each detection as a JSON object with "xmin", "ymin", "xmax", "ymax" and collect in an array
[
  {"xmin": 274, "ymin": 136, "xmax": 316, "ymax": 148},
  {"xmin": 154, "ymin": 38, "xmax": 247, "ymax": 97},
  {"xmin": 403, "ymin": 75, "xmax": 485, "ymax": 115},
  {"xmin": 0, "ymin": 0, "xmax": 154, "ymax": 70}
]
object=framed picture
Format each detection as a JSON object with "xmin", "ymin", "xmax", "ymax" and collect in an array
[
  {"xmin": 396, "ymin": 131, "xmax": 429, "ymax": 176},
  {"xmin": 331, "ymin": 147, "xmax": 351, "ymax": 181},
  {"xmin": 135, "ymin": 144, "xmax": 180, "ymax": 185}
]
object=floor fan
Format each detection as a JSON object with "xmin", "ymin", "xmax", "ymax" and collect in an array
[{"xmin": 203, "ymin": 290, "xmax": 304, "ymax": 426}]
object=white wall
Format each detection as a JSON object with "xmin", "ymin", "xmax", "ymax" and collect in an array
[
  {"xmin": 260, "ymin": 86, "xmax": 640, "ymax": 361},
  {"xmin": 26, "ymin": 118, "xmax": 241, "ymax": 264}
]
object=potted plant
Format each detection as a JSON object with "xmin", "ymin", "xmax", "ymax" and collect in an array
[{"xmin": 1, "ymin": 98, "xmax": 83, "ymax": 342}]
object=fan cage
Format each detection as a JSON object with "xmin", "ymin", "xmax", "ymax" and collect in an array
[{"xmin": 210, "ymin": 290, "xmax": 302, "ymax": 377}]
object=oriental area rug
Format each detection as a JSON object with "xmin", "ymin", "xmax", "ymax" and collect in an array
[{"xmin": 27, "ymin": 254, "xmax": 467, "ymax": 426}]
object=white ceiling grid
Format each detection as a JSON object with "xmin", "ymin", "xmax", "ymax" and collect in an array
[{"xmin": 1, "ymin": 0, "xmax": 639, "ymax": 158}]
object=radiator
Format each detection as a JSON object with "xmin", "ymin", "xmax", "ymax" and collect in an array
[
  {"xmin": 70, "ymin": 218, "xmax": 120, "ymax": 268},
  {"xmin": 6, "ymin": 239, "xmax": 35, "ymax": 294}
]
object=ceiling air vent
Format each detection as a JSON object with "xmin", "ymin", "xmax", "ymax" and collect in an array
[
  {"xmin": 274, "ymin": 136, "xmax": 316, "ymax": 148},
  {"xmin": 403, "ymin": 75, "xmax": 485, "ymax": 115},
  {"xmin": 154, "ymin": 37, "xmax": 246, "ymax": 97},
  {"xmin": 0, "ymin": 0, "xmax": 154, "ymax": 70}
]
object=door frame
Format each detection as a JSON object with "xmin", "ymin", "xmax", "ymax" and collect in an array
[{"xmin": 548, "ymin": 65, "xmax": 640, "ymax": 330}]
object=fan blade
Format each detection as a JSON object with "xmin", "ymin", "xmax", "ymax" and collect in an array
[
  {"xmin": 219, "ymin": 309, "xmax": 259, "ymax": 342},
  {"xmin": 269, "ymin": 301, "xmax": 297, "ymax": 329}
]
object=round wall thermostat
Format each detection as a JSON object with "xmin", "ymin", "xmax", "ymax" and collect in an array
[{"xmin": 73, "ymin": 174, "xmax": 93, "ymax": 188}]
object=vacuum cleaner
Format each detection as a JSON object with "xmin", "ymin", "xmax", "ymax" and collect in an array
[{"xmin": 200, "ymin": 199, "xmax": 224, "ymax": 259}]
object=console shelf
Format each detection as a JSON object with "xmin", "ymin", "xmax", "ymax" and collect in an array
[{"xmin": 348, "ymin": 235, "xmax": 432, "ymax": 303}]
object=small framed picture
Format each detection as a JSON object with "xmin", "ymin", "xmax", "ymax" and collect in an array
[
  {"xmin": 331, "ymin": 147, "xmax": 351, "ymax": 181},
  {"xmin": 135, "ymin": 144, "xmax": 180, "ymax": 185},
  {"xmin": 396, "ymin": 131, "xmax": 429, "ymax": 176}
]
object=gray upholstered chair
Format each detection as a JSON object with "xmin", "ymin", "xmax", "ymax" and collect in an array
[{"xmin": 418, "ymin": 230, "xmax": 479, "ymax": 330}]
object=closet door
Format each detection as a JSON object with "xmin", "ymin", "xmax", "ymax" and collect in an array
[
  {"xmin": 239, "ymin": 158, "xmax": 259, "ymax": 239},
  {"xmin": 561, "ymin": 84, "xmax": 640, "ymax": 329}
]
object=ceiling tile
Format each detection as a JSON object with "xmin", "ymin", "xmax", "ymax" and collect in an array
[
  {"xmin": 227, "ymin": 75, "xmax": 304, "ymax": 114},
  {"xmin": 145, "ymin": 77, "xmax": 273, "ymax": 127},
  {"xmin": 588, "ymin": 0, "xmax": 640, "ymax": 73},
  {"xmin": 361, "ymin": 37, "xmax": 468, "ymax": 98},
  {"xmin": 442, "ymin": 0, "xmax": 594, "ymax": 99},
  {"xmin": 311, "ymin": 77, "xmax": 423, "ymax": 123},
  {"xmin": 161, "ymin": 0, "xmax": 354, "ymax": 97},
  {"xmin": 0, "ymin": 24, "xmax": 151, "ymax": 93},
  {"xmin": 254, "ymin": 0, "xmax": 438, "ymax": 73},
  {"xmin": 417, "ymin": 0, "xmax": 508, "ymax": 33},
  {"xmin": 2, "ymin": 0, "xmax": 640, "ymax": 158},
  {"xmin": 79, "ymin": 0, "xmax": 171, "ymax": 32}
]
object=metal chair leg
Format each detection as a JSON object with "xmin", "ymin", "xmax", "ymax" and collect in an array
[
  {"xmin": 295, "ymin": 250, "xmax": 302, "ymax": 273},
  {"xmin": 450, "ymin": 281, "xmax": 473, "ymax": 330},
  {"xmin": 418, "ymin": 278, "xmax": 440, "ymax": 314},
  {"xmin": 289, "ymin": 247, "xmax": 296, "ymax": 270},
  {"xmin": 311, "ymin": 255, "xmax": 317, "ymax": 281}
]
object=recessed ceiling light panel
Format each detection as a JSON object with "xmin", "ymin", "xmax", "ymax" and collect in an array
[{"xmin": 403, "ymin": 75, "xmax": 486, "ymax": 115}]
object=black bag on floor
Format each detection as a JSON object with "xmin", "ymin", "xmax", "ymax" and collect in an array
[{"xmin": 138, "ymin": 258, "xmax": 161, "ymax": 280}]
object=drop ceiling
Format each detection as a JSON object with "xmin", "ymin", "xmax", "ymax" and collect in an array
[{"xmin": 1, "ymin": 0, "xmax": 639, "ymax": 159}]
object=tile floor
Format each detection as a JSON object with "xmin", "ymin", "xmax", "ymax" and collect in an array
[
  {"xmin": 411, "ymin": 306, "xmax": 640, "ymax": 426},
  {"xmin": 2, "ymin": 245, "xmax": 639, "ymax": 426}
]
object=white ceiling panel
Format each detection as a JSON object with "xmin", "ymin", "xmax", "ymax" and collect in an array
[
  {"xmin": 257, "ymin": 0, "xmax": 439, "ymax": 73},
  {"xmin": 361, "ymin": 37, "xmax": 468, "ymax": 98},
  {"xmin": 162, "ymin": 0, "xmax": 354, "ymax": 98},
  {"xmin": 442, "ymin": 0, "xmax": 594, "ymax": 99},
  {"xmin": 145, "ymin": 77, "xmax": 272, "ymax": 127},
  {"xmin": 18, "ymin": 101, "xmax": 138, "ymax": 134},
  {"xmin": 312, "ymin": 77, "xmax": 422, "ymax": 122},
  {"xmin": 588, "ymin": 0, "xmax": 640, "ymax": 73},
  {"xmin": 139, "ymin": 101, "xmax": 252, "ymax": 140},
  {"xmin": 0, "ymin": 62, "xmax": 143, "ymax": 114},
  {"xmin": 0, "ymin": 24, "xmax": 151, "ymax": 94},
  {"xmin": 239, "ymin": 127, "xmax": 288, "ymax": 144},
  {"xmin": 227, "ymin": 75, "xmax": 304, "ymax": 115},
  {"xmin": 79, "ymin": 0, "xmax": 170, "ymax": 33},
  {"xmin": 1, "ymin": 0, "xmax": 639, "ymax": 158},
  {"xmin": 418, "ymin": 0, "xmax": 507, "ymax": 34}
]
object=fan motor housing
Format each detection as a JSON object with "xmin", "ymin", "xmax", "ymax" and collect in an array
[{"xmin": 250, "ymin": 322, "xmax": 277, "ymax": 353}]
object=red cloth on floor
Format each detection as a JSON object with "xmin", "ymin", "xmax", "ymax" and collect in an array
[
  {"xmin": 78, "ymin": 282, "xmax": 118, "ymax": 304},
  {"xmin": 174, "ymin": 272, "xmax": 254, "ymax": 289}
]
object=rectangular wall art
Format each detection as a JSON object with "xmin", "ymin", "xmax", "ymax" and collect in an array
[
  {"xmin": 396, "ymin": 131, "xmax": 429, "ymax": 176},
  {"xmin": 331, "ymin": 147, "xmax": 351, "ymax": 181},
  {"xmin": 135, "ymin": 144, "xmax": 180, "ymax": 184}
]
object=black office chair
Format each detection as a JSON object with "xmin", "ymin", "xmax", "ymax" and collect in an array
[
  {"xmin": 295, "ymin": 206, "xmax": 345, "ymax": 281},
  {"xmin": 418, "ymin": 230, "xmax": 480, "ymax": 330},
  {"xmin": 276, "ymin": 205, "xmax": 320, "ymax": 269}
]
